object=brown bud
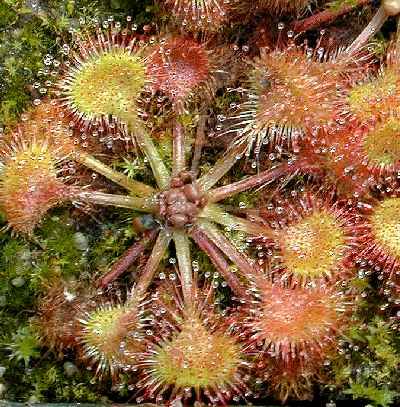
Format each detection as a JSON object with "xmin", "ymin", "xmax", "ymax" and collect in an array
[
  {"xmin": 183, "ymin": 184, "xmax": 200, "ymax": 202},
  {"xmin": 169, "ymin": 213, "xmax": 189, "ymax": 228},
  {"xmin": 166, "ymin": 189, "xmax": 186, "ymax": 205},
  {"xmin": 179, "ymin": 170, "xmax": 193, "ymax": 184},
  {"xmin": 199, "ymin": 196, "xmax": 208, "ymax": 208},
  {"xmin": 170, "ymin": 177, "xmax": 183, "ymax": 188}
]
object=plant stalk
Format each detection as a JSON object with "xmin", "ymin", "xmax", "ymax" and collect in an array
[
  {"xmin": 136, "ymin": 231, "xmax": 171, "ymax": 294},
  {"xmin": 131, "ymin": 127, "xmax": 170, "ymax": 190},
  {"xmin": 292, "ymin": 0, "xmax": 373, "ymax": 33},
  {"xmin": 200, "ymin": 204, "xmax": 271, "ymax": 237},
  {"xmin": 75, "ymin": 189, "xmax": 158, "ymax": 212},
  {"xmin": 191, "ymin": 228, "xmax": 250, "ymax": 299},
  {"xmin": 196, "ymin": 144, "xmax": 247, "ymax": 193},
  {"xmin": 191, "ymin": 113, "xmax": 206, "ymax": 176},
  {"xmin": 346, "ymin": 4, "xmax": 389, "ymax": 55},
  {"xmin": 196, "ymin": 219, "xmax": 257, "ymax": 279},
  {"xmin": 206, "ymin": 161, "xmax": 298, "ymax": 203},
  {"xmin": 76, "ymin": 152, "xmax": 155, "ymax": 196},
  {"xmin": 96, "ymin": 229, "xmax": 158, "ymax": 288},
  {"xmin": 172, "ymin": 121, "xmax": 186, "ymax": 176},
  {"xmin": 173, "ymin": 231, "xmax": 194, "ymax": 309}
]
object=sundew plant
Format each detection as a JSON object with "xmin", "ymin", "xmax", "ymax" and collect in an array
[{"xmin": 0, "ymin": 0, "xmax": 399, "ymax": 405}]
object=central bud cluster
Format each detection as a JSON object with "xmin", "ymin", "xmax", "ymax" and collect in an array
[{"xmin": 157, "ymin": 170, "xmax": 206, "ymax": 228}]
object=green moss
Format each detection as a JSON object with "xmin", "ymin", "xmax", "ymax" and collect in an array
[
  {"xmin": 0, "ymin": 2, "xmax": 17, "ymax": 31},
  {"xmin": 4, "ymin": 326, "xmax": 41, "ymax": 368},
  {"xmin": 0, "ymin": 0, "xmax": 155, "ymax": 126},
  {"xmin": 0, "ymin": 87, "xmax": 31, "ymax": 124},
  {"xmin": 344, "ymin": 383, "xmax": 398, "ymax": 407},
  {"xmin": 37, "ymin": 215, "xmax": 90, "ymax": 278},
  {"xmin": 22, "ymin": 363, "xmax": 99, "ymax": 402},
  {"xmin": 327, "ymin": 0, "xmax": 359, "ymax": 12},
  {"xmin": 0, "ymin": 16, "xmax": 54, "ymax": 125},
  {"xmin": 154, "ymin": 131, "xmax": 173, "ymax": 172},
  {"xmin": 119, "ymin": 157, "xmax": 149, "ymax": 180},
  {"xmin": 107, "ymin": 0, "xmax": 159, "ymax": 26},
  {"xmin": 225, "ymin": 191, "xmax": 254, "ymax": 208},
  {"xmin": 90, "ymin": 216, "xmax": 141, "ymax": 272},
  {"xmin": 331, "ymin": 316, "xmax": 400, "ymax": 407},
  {"xmin": 0, "ymin": 234, "xmax": 37, "ymax": 314}
]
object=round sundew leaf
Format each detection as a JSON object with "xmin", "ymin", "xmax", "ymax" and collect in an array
[
  {"xmin": 153, "ymin": 318, "xmax": 239, "ymax": 390},
  {"xmin": 254, "ymin": 49, "xmax": 342, "ymax": 128},
  {"xmin": 162, "ymin": 0, "xmax": 229, "ymax": 31},
  {"xmin": 243, "ymin": 279, "xmax": 348, "ymax": 363},
  {"xmin": 348, "ymin": 70, "xmax": 400, "ymax": 121},
  {"xmin": 0, "ymin": 137, "xmax": 67, "ymax": 234},
  {"xmin": 228, "ymin": 46, "xmax": 345, "ymax": 153},
  {"xmin": 79, "ymin": 302, "xmax": 144, "ymax": 376},
  {"xmin": 370, "ymin": 197, "xmax": 400, "ymax": 258},
  {"xmin": 278, "ymin": 210, "xmax": 347, "ymax": 281},
  {"xmin": 147, "ymin": 37, "xmax": 210, "ymax": 107},
  {"xmin": 35, "ymin": 284, "xmax": 95, "ymax": 352},
  {"xmin": 261, "ymin": 286, "xmax": 338, "ymax": 344},
  {"xmin": 362, "ymin": 116, "xmax": 400, "ymax": 168},
  {"xmin": 68, "ymin": 50, "xmax": 147, "ymax": 125}
]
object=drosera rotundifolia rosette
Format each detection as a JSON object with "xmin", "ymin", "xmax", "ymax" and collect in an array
[{"xmin": 0, "ymin": 0, "xmax": 399, "ymax": 405}]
